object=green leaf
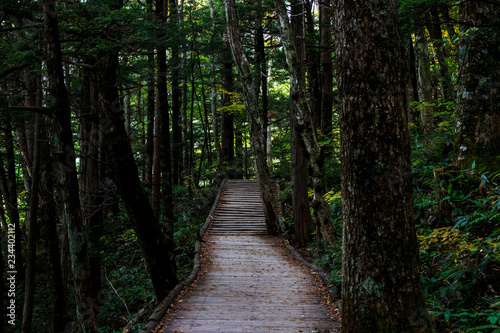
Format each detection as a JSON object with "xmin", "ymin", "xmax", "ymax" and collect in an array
[
  {"xmin": 445, "ymin": 308, "xmax": 451, "ymax": 321},
  {"xmin": 488, "ymin": 315, "xmax": 499, "ymax": 324}
]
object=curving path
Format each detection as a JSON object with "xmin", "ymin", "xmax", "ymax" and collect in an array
[{"xmin": 154, "ymin": 180, "xmax": 340, "ymax": 333}]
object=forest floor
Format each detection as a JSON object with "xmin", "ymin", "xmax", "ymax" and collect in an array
[{"xmin": 153, "ymin": 180, "xmax": 341, "ymax": 332}]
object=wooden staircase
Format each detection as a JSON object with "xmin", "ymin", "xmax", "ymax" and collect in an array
[{"xmin": 209, "ymin": 179, "xmax": 268, "ymax": 235}]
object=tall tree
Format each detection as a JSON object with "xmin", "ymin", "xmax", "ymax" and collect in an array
[
  {"xmin": 290, "ymin": 0, "xmax": 314, "ymax": 246},
  {"xmin": 414, "ymin": 22, "xmax": 435, "ymax": 136},
  {"xmin": 170, "ymin": 0, "xmax": 183, "ymax": 186},
  {"xmin": 39, "ymin": 116, "xmax": 69, "ymax": 332},
  {"xmin": 319, "ymin": 0, "xmax": 334, "ymax": 133},
  {"xmin": 223, "ymin": 0, "xmax": 279, "ymax": 235},
  {"xmin": 98, "ymin": 0, "xmax": 179, "ymax": 301},
  {"xmin": 453, "ymin": 1, "xmax": 500, "ymax": 171},
  {"xmin": 334, "ymin": 0, "xmax": 433, "ymax": 331},
  {"xmin": 274, "ymin": 0, "xmax": 335, "ymax": 245},
  {"xmin": 44, "ymin": 0, "xmax": 98, "ymax": 330},
  {"xmin": 22, "ymin": 114, "xmax": 40, "ymax": 333}
]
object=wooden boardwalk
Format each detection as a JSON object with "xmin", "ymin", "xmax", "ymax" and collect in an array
[{"xmin": 154, "ymin": 179, "xmax": 340, "ymax": 332}]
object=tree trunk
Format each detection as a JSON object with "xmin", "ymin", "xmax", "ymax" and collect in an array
[
  {"xmin": 223, "ymin": 0, "xmax": 279, "ymax": 235},
  {"xmin": 453, "ymin": 1, "xmax": 500, "ymax": 171},
  {"xmin": 255, "ymin": 18, "xmax": 268, "ymax": 159},
  {"xmin": 159, "ymin": 6, "xmax": 176, "ymax": 263},
  {"xmin": 152, "ymin": 88, "xmax": 162, "ymax": 221},
  {"xmin": 274, "ymin": 0, "xmax": 334, "ymax": 245},
  {"xmin": 208, "ymin": 0, "xmax": 222, "ymax": 179},
  {"xmin": 145, "ymin": 52, "xmax": 155, "ymax": 186},
  {"xmin": 21, "ymin": 114, "xmax": 40, "ymax": 333},
  {"xmin": 44, "ymin": 0, "xmax": 98, "ymax": 330},
  {"xmin": 39, "ymin": 116, "xmax": 69, "ymax": 332},
  {"xmin": 414, "ymin": 23, "xmax": 435, "ymax": 135},
  {"xmin": 290, "ymin": 0, "xmax": 314, "ymax": 247},
  {"xmin": 170, "ymin": 0, "xmax": 182, "ymax": 186},
  {"xmin": 426, "ymin": 8, "xmax": 455, "ymax": 104},
  {"xmin": 304, "ymin": 0, "xmax": 321, "ymax": 129},
  {"xmin": 334, "ymin": 1, "xmax": 432, "ymax": 331},
  {"xmin": 98, "ymin": 1, "xmax": 178, "ymax": 301},
  {"xmin": 80, "ymin": 65, "xmax": 104, "ymax": 303},
  {"xmin": 319, "ymin": 0, "xmax": 333, "ymax": 133}
]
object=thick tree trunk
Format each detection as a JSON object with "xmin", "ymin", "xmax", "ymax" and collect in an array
[
  {"xmin": 223, "ymin": 0, "xmax": 279, "ymax": 235},
  {"xmin": 39, "ymin": 117, "xmax": 69, "ymax": 332},
  {"xmin": 453, "ymin": 2, "xmax": 500, "ymax": 171},
  {"xmin": 414, "ymin": 23, "xmax": 435, "ymax": 136},
  {"xmin": 99, "ymin": 3, "xmax": 178, "ymax": 300},
  {"xmin": 274, "ymin": 0, "xmax": 334, "ymax": 245},
  {"xmin": 44, "ymin": 0, "xmax": 98, "ymax": 331},
  {"xmin": 80, "ymin": 66, "xmax": 104, "ymax": 303},
  {"xmin": 290, "ymin": 0, "xmax": 314, "ymax": 247},
  {"xmin": 334, "ymin": 1, "xmax": 432, "ymax": 331}
]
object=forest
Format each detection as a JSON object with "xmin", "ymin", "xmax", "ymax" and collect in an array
[{"xmin": 0, "ymin": 0, "xmax": 499, "ymax": 331}]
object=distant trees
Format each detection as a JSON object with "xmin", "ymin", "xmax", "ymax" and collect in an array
[
  {"xmin": 453, "ymin": 1, "xmax": 500, "ymax": 171},
  {"xmin": 335, "ymin": 0, "xmax": 432, "ymax": 331}
]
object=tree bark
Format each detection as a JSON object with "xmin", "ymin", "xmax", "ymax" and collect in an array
[
  {"xmin": 145, "ymin": 53, "xmax": 155, "ymax": 186},
  {"xmin": 453, "ymin": 1, "xmax": 500, "ymax": 171},
  {"xmin": 334, "ymin": 1, "xmax": 432, "ymax": 331},
  {"xmin": 39, "ymin": 116, "xmax": 69, "ymax": 332},
  {"xmin": 319, "ymin": 0, "xmax": 333, "ymax": 133},
  {"xmin": 290, "ymin": 0, "xmax": 314, "ymax": 247},
  {"xmin": 44, "ymin": 0, "xmax": 98, "ymax": 330},
  {"xmin": 80, "ymin": 65, "xmax": 104, "ymax": 303},
  {"xmin": 223, "ymin": 0, "xmax": 279, "ymax": 235}
]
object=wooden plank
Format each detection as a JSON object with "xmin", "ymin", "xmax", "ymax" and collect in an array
[{"xmin": 154, "ymin": 235, "xmax": 340, "ymax": 333}]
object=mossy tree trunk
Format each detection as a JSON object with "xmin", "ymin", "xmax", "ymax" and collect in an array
[
  {"xmin": 453, "ymin": 2, "xmax": 500, "ymax": 171},
  {"xmin": 334, "ymin": 1, "xmax": 433, "ymax": 331}
]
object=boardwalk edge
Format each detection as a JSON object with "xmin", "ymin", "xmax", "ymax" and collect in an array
[
  {"xmin": 137, "ymin": 177, "xmax": 227, "ymax": 333},
  {"xmin": 283, "ymin": 239, "xmax": 342, "ymax": 311}
]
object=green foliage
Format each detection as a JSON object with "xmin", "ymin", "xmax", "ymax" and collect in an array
[{"xmin": 413, "ymin": 157, "xmax": 500, "ymax": 331}]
